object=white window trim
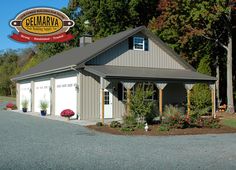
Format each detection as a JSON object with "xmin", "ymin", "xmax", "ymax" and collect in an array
[
  {"xmin": 133, "ymin": 37, "xmax": 145, "ymax": 51},
  {"xmin": 122, "ymin": 82, "xmax": 156, "ymax": 101},
  {"xmin": 122, "ymin": 85, "xmax": 134, "ymax": 101}
]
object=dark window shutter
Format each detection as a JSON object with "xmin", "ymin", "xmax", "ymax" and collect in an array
[
  {"xmin": 118, "ymin": 83, "xmax": 123, "ymax": 101},
  {"xmin": 153, "ymin": 86, "xmax": 158, "ymax": 100},
  {"xmin": 144, "ymin": 38, "xmax": 148, "ymax": 51},
  {"xmin": 128, "ymin": 37, "xmax": 133, "ymax": 49}
]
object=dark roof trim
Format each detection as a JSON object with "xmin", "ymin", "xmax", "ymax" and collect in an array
[
  {"xmin": 11, "ymin": 65, "xmax": 76, "ymax": 81},
  {"xmin": 84, "ymin": 65, "xmax": 217, "ymax": 82}
]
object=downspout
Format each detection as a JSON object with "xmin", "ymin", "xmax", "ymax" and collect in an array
[{"xmin": 70, "ymin": 66, "xmax": 80, "ymax": 120}]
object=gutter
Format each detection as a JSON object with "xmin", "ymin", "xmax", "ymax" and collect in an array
[{"xmin": 12, "ymin": 65, "xmax": 77, "ymax": 81}]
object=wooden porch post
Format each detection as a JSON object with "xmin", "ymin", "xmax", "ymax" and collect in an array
[
  {"xmin": 210, "ymin": 84, "xmax": 216, "ymax": 118},
  {"xmin": 155, "ymin": 83, "xmax": 167, "ymax": 121},
  {"xmin": 121, "ymin": 81, "xmax": 135, "ymax": 115},
  {"xmin": 159, "ymin": 89, "xmax": 163, "ymax": 120},
  {"xmin": 127, "ymin": 88, "xmax": 131, "ymax": 115},
  {"xmin": 187, "ymin": 89, "xmax": 191, "ymax": 117},
  {"xmin": 100, "ymin": 77, "xmax": 105, "ymax": 124},
  {"xmin": 185, "ymin": 84, "xmax": 194, "ymax": 119}
]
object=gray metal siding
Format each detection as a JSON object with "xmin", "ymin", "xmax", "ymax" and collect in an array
[
  {"xmin": 80, "ymin": 70, "xmax": 100, "ymax": 120},
  {"xmin": 87, "ymin": 38, "xmax": 185, "ymax": 69}
]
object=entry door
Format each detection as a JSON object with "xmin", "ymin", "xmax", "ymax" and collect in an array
[
  {"xmin": 104, "ymin": 89, "xmax": 113, "ymax": 118},
  {"xmin": 55, "ymin": 76, "xmax": 77, "ymax": 119}
]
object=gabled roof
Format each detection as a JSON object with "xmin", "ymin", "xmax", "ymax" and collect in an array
[
  {"xmin": 85, "ymin": 65, "xmax": 216, "ymax": 82},
  {"xmin": 13, "ymin": 26, "xmax": 197, "ymax": 81}
]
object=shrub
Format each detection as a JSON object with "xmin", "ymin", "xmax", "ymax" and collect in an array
[
  {"xmin": 196, "ymin": 117, "xmax": 221, "ymax": 128},
  {"xmin": 40, "ymin": 100, "xmax": 48, "ymax": 111},
  {"xmin": 121, "ymin": 115, "xmax": 137, "ymax": 131},
  {"xmin": 60, "ymin": 109, "xmax": 75, "ymax": 119},
  {"xmin": 159, "ymin": 124, "xmax": 170, "ymax": 131},
  {"xmin": 110, "ymin": 121, "xmax": 121, "ymax": 128},
  {"xmin": 6, "ymin": 102, "xmax": 17, "ymax": 109},
  {"xmin": 190, "ymin": 107, "xmax": 211, "ymax": 124},
  {"xmin": 190, "ymin": 56, "xmax": 212, "ymax": 118},
  {"xmin": 96, "ymin": 122, "xmax": 103, "ymax": 127},
  {"xmin": 21, "ymin": 99, "xmax": 28, "ymax": 108},
  {"xmin": 121, "ymin": 125, "xmax": 135, "ymax": 132},
  {"xmin": 162, "ymin": 105, "xmax": 189, "ymax": 129}
]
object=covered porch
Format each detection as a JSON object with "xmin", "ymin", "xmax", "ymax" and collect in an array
[{"xmin": 85, "ymin": 65, "xmax": 217, "ymax": 124}]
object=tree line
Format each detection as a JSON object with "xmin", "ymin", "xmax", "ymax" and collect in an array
[{"xmin": 0, "ymin": 0, "xmax": 235, "ymax": 112}]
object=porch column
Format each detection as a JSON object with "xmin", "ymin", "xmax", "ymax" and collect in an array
[
  {"xmin": 209, "ymin": 83, "xmax": 216, "ymax": 118},
  {"xmin": 121, "ymin": 81, "xmax": 135, "ymax": 115},
  {"xmin": 184, "ymin": 84, "xmax": 194, "ymax": 118},
  {"xmin": 155, "ymin": 83, "xmax": 167, "ymax": 121},
  {"xmin": 50, "ymin": 78, "xmax": 55, "ymax": 116},
  {"xmin": 16, "ymin": 83, "xmax": 20, "ymax": 110},
  {"xmin": 100, "ymin": 77, "xmax": 105, "ymax": 124},
  {"xmin": 31, "ymin": 81, "xmax": 34, "ymax": 112}
]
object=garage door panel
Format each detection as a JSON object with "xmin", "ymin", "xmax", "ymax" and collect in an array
[
  {"xmin": 55, "ymin": 76, "xmax": 77, "ymax": 118},
  {"xmin": 34, "ymin": 80, "xmax": 51, "ymax": 114},
  {"xmin": 19, "ymin": 83, "xmax": 31, "ymax": 111}
]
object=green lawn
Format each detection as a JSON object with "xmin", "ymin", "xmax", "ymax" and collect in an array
[
  {"xmin": 222, "ymin": 119, "xmax": 236, "ymax": 128},
  {"xmin": 0, "ymin": 96, "xmax": 16, "ymax": 102}
]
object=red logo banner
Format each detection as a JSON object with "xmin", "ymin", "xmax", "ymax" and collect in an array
[{"xmin": 10, "ymin": 32, "xmax": 74, "ymax": 42}]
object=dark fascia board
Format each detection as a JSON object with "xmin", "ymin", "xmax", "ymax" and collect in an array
[
  {"xmin": 142, "ymin": 29, "xmax": 196, "ymax": 71},
  {"xmin": 11, "ymin": 66, "xmax": 75, "ymax": 81},
  {"xmin": 105, "ymin": 77, "xmax": 216, "ymax": 84},
  {"xmin": 84, "ymin": 66, "xmax": 216, "ymax": 82}
]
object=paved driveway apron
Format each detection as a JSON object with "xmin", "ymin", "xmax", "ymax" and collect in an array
[{"xmin": 0, "ymin": 111, "xmax": 236, "ymax": 170}]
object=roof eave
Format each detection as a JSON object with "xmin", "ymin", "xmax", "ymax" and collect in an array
[{"xmin": 12, "ymin": 65, "xmax": 77, "ymax": 81}]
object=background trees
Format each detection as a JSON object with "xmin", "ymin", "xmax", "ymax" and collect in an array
[{"xmin": 0, "ymin": 0, "xmax": 235, "ymax": 113}]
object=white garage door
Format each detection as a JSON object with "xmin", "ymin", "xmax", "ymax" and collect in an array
[
  {"xmin": 55, "ymin": 76, "xmax": 77, "ymax": 118},
  {"xmin": 34, "ymin": 80, "xmax": 51, "ymax": 114},
  {"xmin": 19, "ymin": 83, "xmax": 31, "ymax": 111}
]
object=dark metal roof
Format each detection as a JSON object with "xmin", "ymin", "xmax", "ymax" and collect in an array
[
  {"xmin": 13, "ymin": 26, "xmax": 147, "ymax": 80},
  {"xmin": 84, "ymin": 65, "xmax": 217, "ymax": 82},
  {"xmin": 13, "ymin": 26, "xmax": 202, "ymax": 81}
]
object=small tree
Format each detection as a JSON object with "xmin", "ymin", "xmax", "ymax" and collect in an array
[
  {"xmin": 129, "ymin": 84, "xmax": 154, "ymax": 124},
  {"xmin": 190, "ymin": 56, "xmax": 212, "ymax": 118}
]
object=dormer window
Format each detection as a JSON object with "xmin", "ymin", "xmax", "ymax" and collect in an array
[{"xmin": 133, "ymin": 37, "xmax": 145, "ymax": 50}]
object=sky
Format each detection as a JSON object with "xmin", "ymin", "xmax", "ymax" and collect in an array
[{"xmin": 0, "ymin": 0, "xmax": 69, "ymax": 52}]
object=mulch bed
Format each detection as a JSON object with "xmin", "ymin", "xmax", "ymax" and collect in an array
[
  {"xmin": 87, "ymin": 124, "xmax": 236, "ymax": 136},
  {"xmin": 87, "ymin": 112, "xmax": 236, "ymax": 136}
]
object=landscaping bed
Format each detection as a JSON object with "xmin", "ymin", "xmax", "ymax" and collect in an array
[
  {"xmin": 87, "ymin": 112, "xmax": 236, "ymax": 136},
  {"xmin": 87, "ymin": 123, "xmax": 236, "ymax": 136}
]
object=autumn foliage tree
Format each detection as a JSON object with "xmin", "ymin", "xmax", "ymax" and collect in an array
[{"xmin": 149, "ymin": 0, "xmax": 235, "ymax": 113}]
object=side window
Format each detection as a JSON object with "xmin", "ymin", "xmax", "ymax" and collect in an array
[{"xmin": 122, "ymin": 85, "xmax": 134, "ymax": 101}]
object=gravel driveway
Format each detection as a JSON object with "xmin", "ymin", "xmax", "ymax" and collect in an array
[{"xmin": 0, "ymin": 111, "xmax": 236, "ymax": 170}]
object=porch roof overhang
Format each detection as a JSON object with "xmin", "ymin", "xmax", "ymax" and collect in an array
[{"xmin": 84, "ymin": 65, "xmax": 217, "ymax": 83}]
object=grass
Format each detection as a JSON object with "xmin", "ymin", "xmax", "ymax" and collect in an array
[
  {"xmin": 222, "ymin": 119, "xmax": 236, "ymax": 128},
  {"xmin": 0, "ymin": 96, "xmax": 16, "ymax": 102},
  {"xmin": 0, "ymin": 96, "xmax": 16, "ymax": 110}
]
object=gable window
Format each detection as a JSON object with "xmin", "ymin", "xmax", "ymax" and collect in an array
[
  {"xmin": 129, "ymin": 36, "xmax": 148, "ymax": 51},
  {"xmin": 133, "ymin": 37, "xmax": 145, "ymax": 50}
]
